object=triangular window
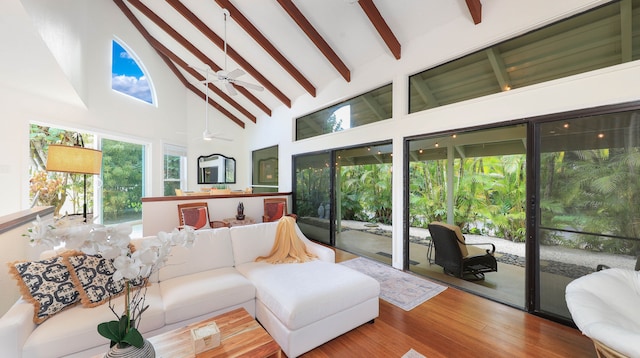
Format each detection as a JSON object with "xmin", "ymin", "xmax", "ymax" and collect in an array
[{"xmin": 111, "ymin": 39, "xmax": 155, "ymax": 104}]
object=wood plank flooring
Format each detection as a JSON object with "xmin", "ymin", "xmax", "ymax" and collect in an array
[{"xmin": 300, "ymin": 249, "xmax": 595, "ymax": 358}]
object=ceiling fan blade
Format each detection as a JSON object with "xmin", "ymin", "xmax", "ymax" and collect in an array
[
  {"xmin": 212, "ymin": 135, "xmax": 233, "ymax": 142},
  {"xmin": 232, "ymin": 79, "xmax": 264, "ymax": 92},
  {"xmin": 225, "ymin": 82, "xmax": 237, "ymax": 96},
  {"xmin": 226, "ymin": 68, "xmax": 245, "ymax": 79},
  {"xmin": 208, "ymin": 133, "xmax": 234, "ymax": 142},
  {"xmin": 203, "ymin": 130, "xmax": 234, "ymax": 142}
]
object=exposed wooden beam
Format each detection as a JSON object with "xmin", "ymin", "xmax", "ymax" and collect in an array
[
  {"xmin": 166, "ymin": 0, "xmax": 285, "ymax": 111},
  {"xmin": 148, "ymin": 37, "xmax": 256, "ymax": 123},
  {"xmin": 276, "ymin": 0, "xmax": 350, "ymax": 82},
  {"xmin": 215, "ymin": 0, "xmax": 317, "ymax": 98},
  {"xmin": 114, "ymin": 0, "xmax": 245, "ymax": 127},
  {"xmin": 125, "ymin": 0, "xmax": 271, "ymax": 118},
  {"xmin": 465, "ymin": 0, "xmax": 482, "ymax": 25},
  {"xmin": 357, "ymin": 0, "xmax": 401, "ymax": 60}
]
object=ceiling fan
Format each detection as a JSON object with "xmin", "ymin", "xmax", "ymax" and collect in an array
[
  {"xmin": 205, "ymin": 9, "xmax": 264, "ymax": 96},
  {"xmin": 201, "ymin": 68, "xmax": 232, "ymax": 142}
]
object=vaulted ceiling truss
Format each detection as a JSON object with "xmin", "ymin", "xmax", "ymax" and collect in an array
[{"xmin": 115, "ymin": 0, "xmax": 482, "ymax": 128}]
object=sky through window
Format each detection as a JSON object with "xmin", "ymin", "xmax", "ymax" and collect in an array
[{"xmin": 111, "ymin": 40, "xmax": 153, "ymax": 104}]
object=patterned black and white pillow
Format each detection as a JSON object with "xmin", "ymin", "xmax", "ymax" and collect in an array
[
  {"xmin": 8, "ymin": 256, "xmax": 80, "ymax": 324},
  {"xmin": 65, "ymin": 253, "xmax": 145, "ymax": 308}
]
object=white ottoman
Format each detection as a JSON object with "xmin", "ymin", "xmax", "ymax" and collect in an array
[{"xmin": 236, "ymin": 260, "xmax": 380, "ymax": 358}]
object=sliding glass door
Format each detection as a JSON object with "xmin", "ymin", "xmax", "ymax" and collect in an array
[
  {"xmin": 294, "ymin": 151, "xmax": 332, "ymax": 245},
  {"xmin": 535, "ymin": 111, "xmax": 640, "ymax": 318},
  {"xmin": 406, "ymin": 124, "xmax": 527, "ymax": 308},
  {"xmin": 293, "ymin": 141, "xmax": 393, "ymax": 261},
  {"xmin": 334, "ymin": 142, "xmax": 393, "ymax": 263}
]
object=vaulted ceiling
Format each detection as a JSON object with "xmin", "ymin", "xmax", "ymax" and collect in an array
[{"xmin": 114, "ymin": 0, "xmax": 482, "ymax": 129}]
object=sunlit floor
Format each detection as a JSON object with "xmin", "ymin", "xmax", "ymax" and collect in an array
[
  {"xmin": 332, "ymin": 227, "xmax": 579, "ymax": 318},
  {"xmin": 302, "ymin": 220, "xmax": 634, "ymax": 319}
]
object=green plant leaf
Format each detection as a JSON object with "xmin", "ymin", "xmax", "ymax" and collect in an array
[
  {"xmin": 97, "ymin": 320, "xmax": 121, "ymax": 343},
  {"xmin": 121, "ymin": 327, "xmax": 144, "ymax": 348},
  {"xmin": 118, "ymin": 315, "xmax": 129, "ymax": 339}
]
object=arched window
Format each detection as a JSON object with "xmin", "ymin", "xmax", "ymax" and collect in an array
[{"xmin": 111, "ymin": 39, "xmax": 155, "ymax": 104}]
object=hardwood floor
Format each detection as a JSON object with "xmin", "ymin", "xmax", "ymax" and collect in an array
[{"xmin": 300, "ymin": 249, "xmax": 596, "ymax": 358}]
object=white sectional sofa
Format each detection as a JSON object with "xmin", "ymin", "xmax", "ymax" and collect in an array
[{"xmin": 0, "ymin": 221, "xmax": 380, "ymax": 358}]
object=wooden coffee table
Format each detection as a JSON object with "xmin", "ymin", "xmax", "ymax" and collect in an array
[{"xmin": 148, "ymin": 308, "xmax": 281, "ymax": 357}]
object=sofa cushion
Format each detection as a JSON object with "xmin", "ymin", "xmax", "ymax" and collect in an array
[
  {"xmin": 160, "ymin": 267, "xmax": 255, "ymax": 325},
  {"xmin": 158, "ymin": 228, "xmax": 234, "ymax": 282},
  {"xmin": 22, "ymin": 285, "xmax": 164, "ymax": 358},
  {"xmin": 236, "ymin": 260, "xmax": 380, "ymax": 330},
  {"xmin": 229, "ymin": 222, "xmax": 279, "ymax": 265},
  {"xmin": 7, "ymin": 256, "xmax": 80, "ymax": 324}
]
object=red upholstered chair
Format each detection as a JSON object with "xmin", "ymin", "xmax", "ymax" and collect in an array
[
  {"xmin": 263, "ymin": 198, "xmax": 297, "ymax": 222},
  {"xmin": 177, "ymin": 202, "xmax": 229, "ymax": 229}
]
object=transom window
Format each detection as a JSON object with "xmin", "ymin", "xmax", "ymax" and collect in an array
[
  {"xmin": 409, "ymin": 0, "xmax": 640, "ymax": 113},
  {"xmin": 296, "ymin": 84, "xmax": 392, "ymax": 140},
  {"xmin": 111, "ymin": 39, "xmax": 155, "ymax": 104}
]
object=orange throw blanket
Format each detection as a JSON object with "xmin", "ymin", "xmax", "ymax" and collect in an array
[{"xmin": 256, "ymin": 216, "xmax": 317, "ymax": 264}]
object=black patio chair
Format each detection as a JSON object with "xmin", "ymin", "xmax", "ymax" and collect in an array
[{"xmin": 427, "ymin": 222, "xmax": 498, "ymax": 281}]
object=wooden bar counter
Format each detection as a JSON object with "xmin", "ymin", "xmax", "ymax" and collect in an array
[{"xmin": 141, "ymin": 192, "xmax": 292, "ymax": 236}]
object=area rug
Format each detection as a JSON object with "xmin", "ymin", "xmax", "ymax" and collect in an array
[
  {"xmin": 340, "ymin": 257, "xmax": 447, "ymax": 311},
  {"xmin": 402, "ymin": 349, "xmax": 426, "ymax": 358}
]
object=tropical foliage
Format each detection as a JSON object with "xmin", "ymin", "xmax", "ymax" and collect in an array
[
  {"xmin": 296, "ymin": 141, "xmax": 639, "ymax": 257},
  {"xmin": 539, "ymin": 147, "xmax": 640, "ymax": 255},
  {"xmin": 295, "ymin": 157, "xmax": 331, "ymax": 219},
  {"xmin": 29, "ymin": 124, "xmax": 150, "ymax": 225},
  {"xmin": 29, "ymin": 126, "xmax": 95, "ymax": 217},
  {"xmin": 101, "ymin": 139, "xmax": 144, "ymax": 224},
  {"xmin": 340, "ymin": 163, "xmax": 392, "ymax": 224},
  {"xmin": 409, "ymin": 155, "xmax": 527, "ymax": 242}
]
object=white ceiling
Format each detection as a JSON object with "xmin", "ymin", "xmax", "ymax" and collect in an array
[{"xmin": 0, "ymin": 0, "xmax": 86, "ymax": 108}]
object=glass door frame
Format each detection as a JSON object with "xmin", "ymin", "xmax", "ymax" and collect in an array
[
  {"xmin": 292, "ymin": 139, "xmax": 393, "ymax": 251},
  {"xmin": 402, "ymin": 100, "xmax": 640, "ymax": 327},
  {"xmin": 528, "ymin": 100, "xmax": 640, "ymax": 324}
]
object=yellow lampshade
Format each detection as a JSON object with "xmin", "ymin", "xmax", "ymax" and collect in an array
[{"xmin": 46, "ymin": 144, "xmax": 102, "ymax": 175}]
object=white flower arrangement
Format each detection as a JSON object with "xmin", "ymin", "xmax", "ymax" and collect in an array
[{"xmin": 25, "ymin": 215, "xmax": 196, "ymax": 349}]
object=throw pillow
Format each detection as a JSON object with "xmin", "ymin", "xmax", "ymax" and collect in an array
[
  {"xmin": 8, "ymin": 256, "xmax": 80, "ymax": 324},
  {"xmin": 64, "ymin": 252, "xmax": 145, "ymax": 308}
]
